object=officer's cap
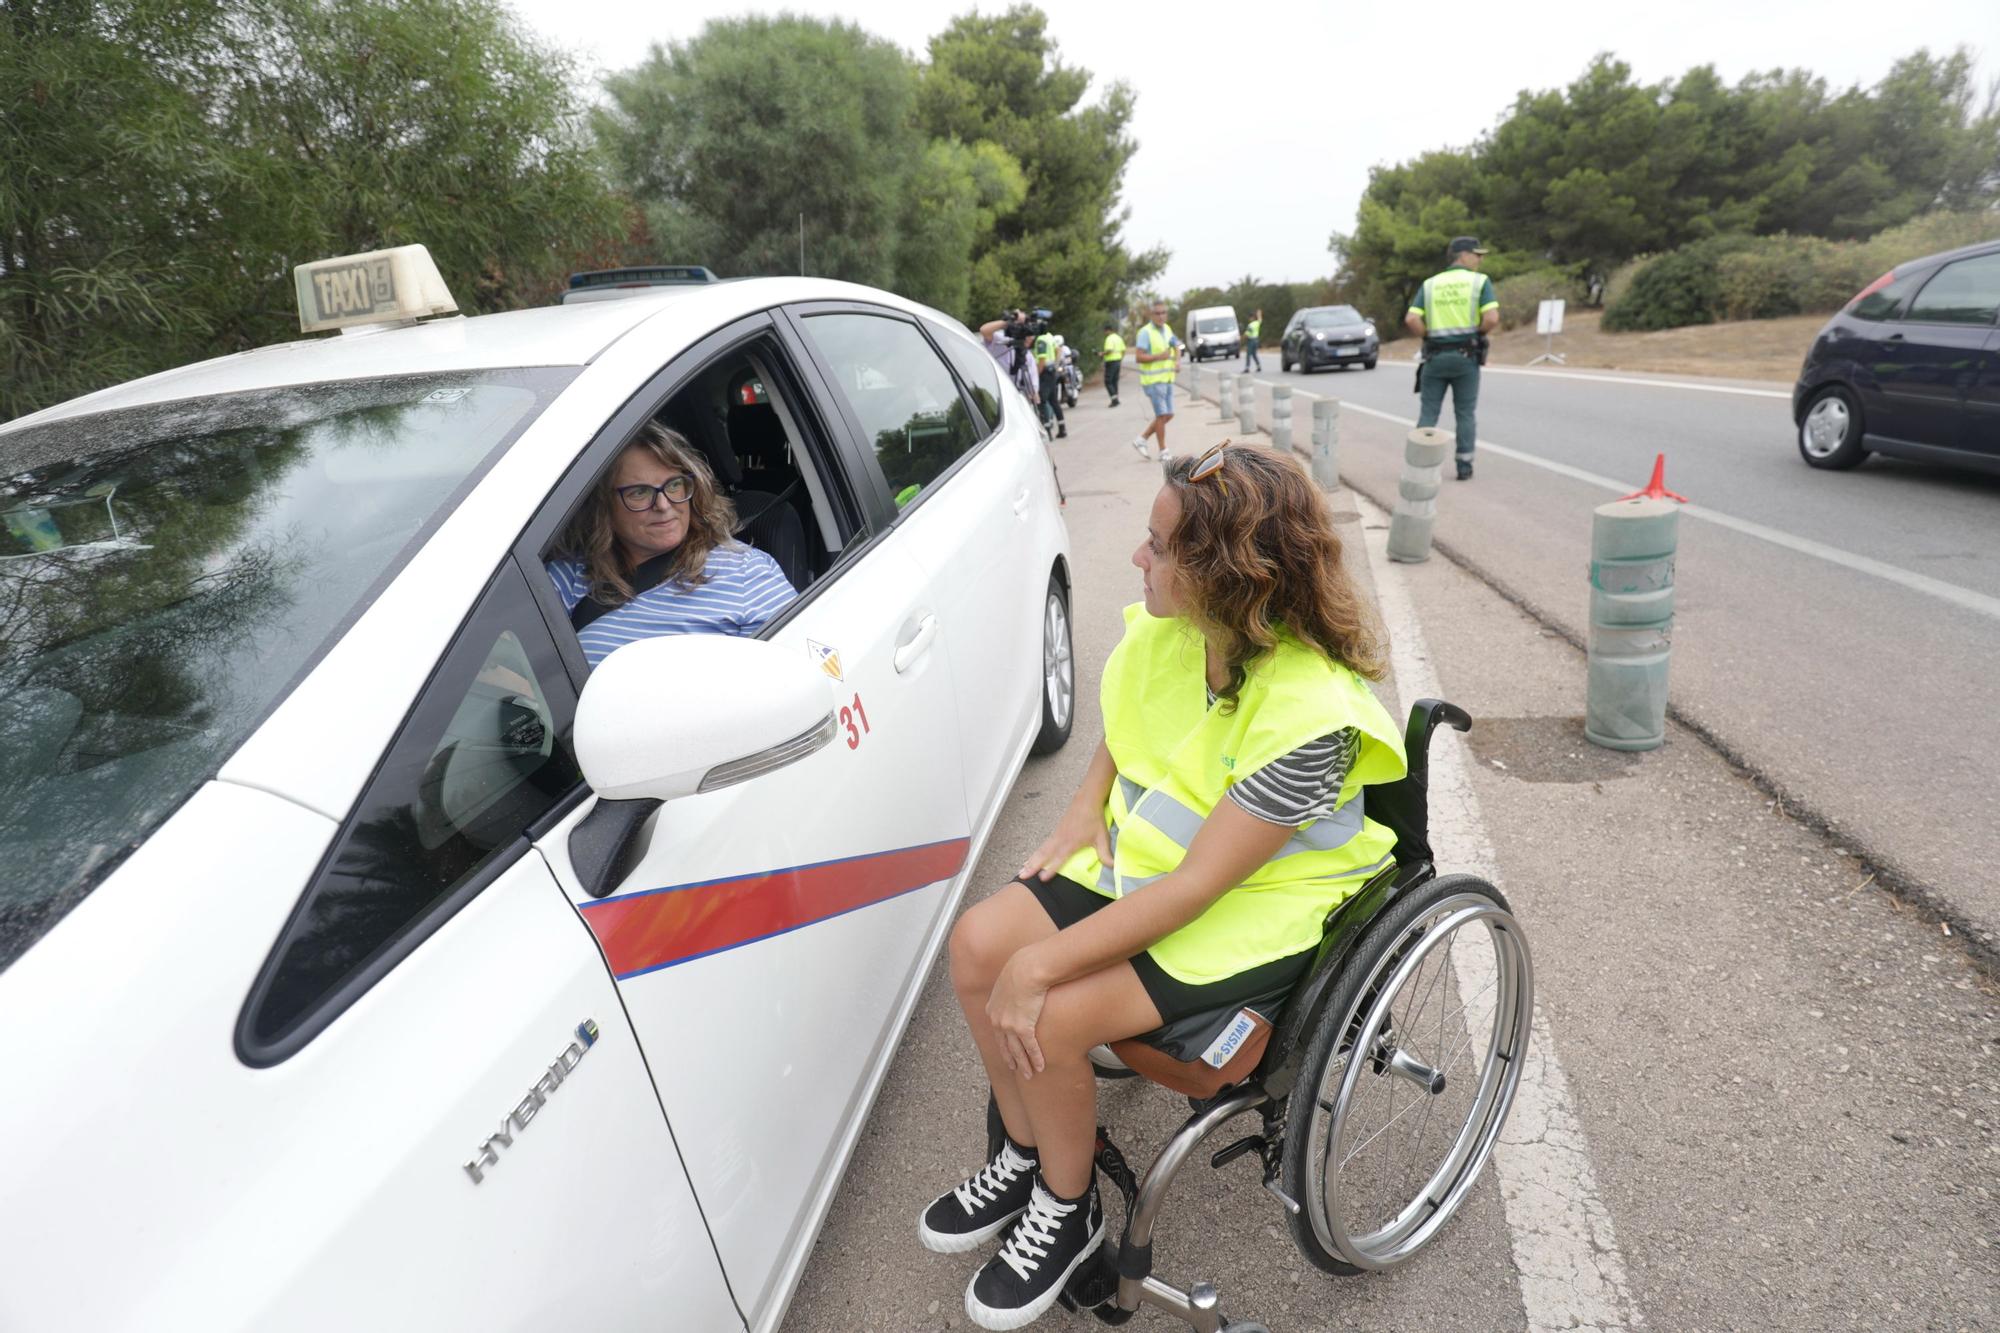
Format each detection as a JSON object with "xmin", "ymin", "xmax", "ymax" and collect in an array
[{"xmin": 1447, "ymin": 236, "xmax": 1490, "ymax": 257}]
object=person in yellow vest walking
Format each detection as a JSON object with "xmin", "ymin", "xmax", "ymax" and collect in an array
[
  {"xmin": 1405, "ymin": 236, "xmax": 1500, "ymax": 480},
  {"xmin": 1241, "ymin": 308, "xmax": 1263, "ymax": 373},
  {"xmin": 1126, "ymin": 300, "xmax": 1183, "ymax": 463},
  {"xmin": 921, "ymin": 442, "xmax": 1406, "ymax": 1329},
  {"xmin": 1100, "ymin": 323, "xmax": 1125, "ymax": 406}
]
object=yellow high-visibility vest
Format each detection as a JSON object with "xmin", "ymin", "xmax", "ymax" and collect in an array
[
  {"xmin": 1103, "ymin": 332, "xmax": 1126, "ymax": 362},
  {"xmin": 1033, "ymin": 332, "xmax": 1058, "ymax": 368},
  {"xmin": 1058, "ymin": 605, "xmax": 1407, "ymax": 983},
  {"xmin": 1408, "ymin": 267, "xmax": 1495, "ymax": 341},
  {"xmin": 1135, "ymin": 324, "xmax": 1177, "ymax": 386}
]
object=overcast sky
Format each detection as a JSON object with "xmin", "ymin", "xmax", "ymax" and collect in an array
[{"xmin": 505, "ymin": 0, "xmax": 1996, "ymax": 294}]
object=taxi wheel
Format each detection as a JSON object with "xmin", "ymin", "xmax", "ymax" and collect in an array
[{"xmin": 1030, "ymin": 574, "xmax": 1075, "ymax": 755}]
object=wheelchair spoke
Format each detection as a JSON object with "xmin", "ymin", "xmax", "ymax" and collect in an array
[{"xmin": 1338, "ymin": 1083, "xmax": 1431, "ymax": 1168}]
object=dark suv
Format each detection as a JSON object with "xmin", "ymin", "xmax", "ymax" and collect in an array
[
  {"xmin": 1793, "ymin": 238, "xmax": 2000, "ymax": 472},
  {"xmin": 1281, "ymin": 306, "xmax": 1379, "ymax": 372}
]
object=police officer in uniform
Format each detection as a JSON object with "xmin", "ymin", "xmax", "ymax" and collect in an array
[
  {"xmin": 1241, "ymin": 308, "xmax": 1262, "ymax": 373},
  {"xmin": 1405, "ymin": 237, "xmax": 1499, "ymax": 480},
  {"xmin": 1101, "ymin": 323, "xmax": 1125, "ymax": 406}
]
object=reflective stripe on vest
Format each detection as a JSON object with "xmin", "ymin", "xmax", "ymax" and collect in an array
[
  {"xmin": 1136, "ymin": 324, "xmax": 1177, "ymax": 385},
  {"xmin": 1034, "ymin": 333, "xmax": 1057, "ymax": 367},
  {"xmin": 1416, "ymin": 267, "xmax": 1485, "ymax": 339},
  {"xmin": 1058, "ymin": 605, "xmax": 1409, "ymax": 983}
]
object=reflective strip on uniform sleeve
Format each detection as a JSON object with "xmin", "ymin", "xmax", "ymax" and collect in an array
[{"xmin": 1273, "ymin": 791, "xmax": 1367, "ymax": 857}]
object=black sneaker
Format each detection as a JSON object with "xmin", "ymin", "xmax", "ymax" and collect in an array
[
  {"xmin": 1057, "ymin": 423, "xmax": 1067, "ymax": 438},
  {"xmin": 1456, "ymin": 459, "xmax": 1473, "ymax": 480},
  {"xmin": 964, "ymin": 1175, "xmax": 1104, "ymax": 1330},
  {"xmin": 918, "ymin": 1139, "xmax": 1037, "ymax": 1254}
]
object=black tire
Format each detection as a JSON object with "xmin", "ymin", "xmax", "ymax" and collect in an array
[
  {"xmin": 1279, "ymin": 873, "xmax": 1531, "ymax": 1276},
  {"xmin": 1029, "ymin": 573, "xmax": 1075, "ymax": 756},
  {"xmin": 1363, "ymin": 357, "xmax": 1378, "ymax": 370},
  {"xmin": 1798, "ymin": 385, "xmax": 1867, "ymax": 470}
]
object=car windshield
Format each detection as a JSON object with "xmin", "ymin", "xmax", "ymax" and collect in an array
[
  {"xmin": 1305, "ymin": 308, "xmax": 1363, "ymax": 328},
  {"xmin": 1196, "ymin": 316, "xmax": 1236, "ymax": 334},
  {"xmin": 0, "ymin": 368, "xmax": 573, "ymax": 973}
]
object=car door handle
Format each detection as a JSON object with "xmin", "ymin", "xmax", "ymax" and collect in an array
[
  {"xmin": 894, "ymin": 613, "xmax": 939, "ymax": 673},
  {"xmin": 1011, "ymin": 488, "xmax": 1032, "ymax": 516}
]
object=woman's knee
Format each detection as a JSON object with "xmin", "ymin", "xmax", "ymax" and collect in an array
[{"xmin": 948, "ymin": 886, "xmax": 1046, "ymax": 992}]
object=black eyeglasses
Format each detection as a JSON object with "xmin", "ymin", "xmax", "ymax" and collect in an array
[{"xmin": 615, "ymin": 476, "xmax": 694, "ymax": 511}]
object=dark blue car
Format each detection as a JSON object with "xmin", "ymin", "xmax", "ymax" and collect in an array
[{"xmin": 1793, "ymin": 238, "xmax": 2000, "ymax": 472}]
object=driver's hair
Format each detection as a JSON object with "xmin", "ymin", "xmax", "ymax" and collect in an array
[
  {"xmin": 567, "ymin": 423, "xmax": 739, "ymax": 607},
  {"xmin": 1163, "ymin": 445, "xmax": 1385, "ymax": 708}
]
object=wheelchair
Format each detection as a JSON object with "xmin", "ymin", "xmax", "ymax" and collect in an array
[{"xmin": 987, "ymin": 700, "xmax": 1534, "ymax": 1332}]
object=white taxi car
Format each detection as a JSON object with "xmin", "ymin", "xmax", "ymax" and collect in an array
[{"xmin": 0, "ymin": 248, "xmax": 1073, "ymax": 1331}]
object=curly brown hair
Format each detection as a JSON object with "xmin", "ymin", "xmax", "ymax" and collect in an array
[
  {"xmin": 1163, "ymin": 443, "xmax": 1386, "ymax": 703},
  {"xmin": 565, "ymin": 423, "xmax": 739, "ymax": 607}
]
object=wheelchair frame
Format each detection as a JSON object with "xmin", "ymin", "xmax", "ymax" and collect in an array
[{"xmin": 993, "ymin": 699, "xmax": 1533, "ymax": 1332}]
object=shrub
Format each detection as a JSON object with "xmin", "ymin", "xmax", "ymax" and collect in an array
[
  {"xmin": 1601, "ymin": 210, "xmax": 2000, "ymax": 332},
  {"xmin": 1493, "ymin": 267, "xmax": 1588, "ymax": 331},
  {"xmin": 1603, "ymin": 238, "xmax": 1753, "ymax": 331}
]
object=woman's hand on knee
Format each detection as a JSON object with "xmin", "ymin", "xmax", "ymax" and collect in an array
[
  {"xmin": 986, "ymin": 953, "xmax": 1051, "ymax": 1078},
  {"xmin": 1019, "ymin": 806, "xmax": 1113, "ymax": 883}
]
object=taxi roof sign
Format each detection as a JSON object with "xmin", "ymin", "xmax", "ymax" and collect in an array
[{"xmin": 294, "ymin": 244, "xmax": 457, "ymax": 333}]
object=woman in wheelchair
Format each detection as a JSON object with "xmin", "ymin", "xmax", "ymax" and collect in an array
[{"xmin": 925, "ymin": 442, "xmax": 1409, "ymax": 1330}]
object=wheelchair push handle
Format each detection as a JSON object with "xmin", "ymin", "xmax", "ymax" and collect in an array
[{"xmin": 1403, "ymin": 698, "xmax": 1470, "ymax": 779}]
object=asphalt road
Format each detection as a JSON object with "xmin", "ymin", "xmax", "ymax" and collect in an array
[
  {"xmin": 784, "ymin": 389, "xmax": 1998, "ymax": 1331},
  {"xmin": 1224, "ymin": 351, "xmax": 2000, "ymax": 961}
]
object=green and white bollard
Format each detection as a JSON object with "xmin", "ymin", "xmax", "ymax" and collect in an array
[
  {"xmin": 1270, "ymin": 383, "xmax": 1293, "ymax": 453},
  {"xmin": 1386, "ymin": 427, "xmax": 1453, "ymax": 562},
  {"xmin": 1217, "ymin": 372, "xmax": 1237, "ymax": 422},
  {"xmin": 1311, "ymin": 397, "xmax": 1339, "ymax": 488},
  {"xmin": 1237, "ymin": 377, "xmax": 1256, "ymax": 435},
  {"xmin": 1585, "ymin": 496, "xmax": 1678, "ymax": 751}
]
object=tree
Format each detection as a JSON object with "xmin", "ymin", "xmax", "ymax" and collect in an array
[
  {"xmin": 597, "ymin": 15, "xmax": 926, "ymax": 291},
  {"xmin": 0, "ymin": 0, "xmax": 621, "ymax": 423},
  {"xmin": 918, "ymin": 5, "xmax": 1165, "ymax": 356}
]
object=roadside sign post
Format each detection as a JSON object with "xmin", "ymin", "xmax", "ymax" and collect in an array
[{"xmin": 1529, "ymin": 298, "xmax": 1567, "ymax": 366}]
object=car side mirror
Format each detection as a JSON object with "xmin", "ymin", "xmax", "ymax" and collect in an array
[{"xmin": 567, "ymin": 635, "xmax": 837, "ymax": 898}]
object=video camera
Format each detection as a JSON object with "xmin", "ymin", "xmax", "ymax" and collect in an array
[{"xmin": 1001, "ymin": 308, "xmax": 1053, "ymax": 345}]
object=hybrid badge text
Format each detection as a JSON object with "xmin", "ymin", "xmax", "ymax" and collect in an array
[{"xmin": 463, "ymin": 1019, "xmax": 600, "ymax": 1185}]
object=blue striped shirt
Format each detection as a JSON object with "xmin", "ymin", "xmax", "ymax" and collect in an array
[{"xmin": 547, "ymin": 544, "xmax": 796, "ymax": 667}]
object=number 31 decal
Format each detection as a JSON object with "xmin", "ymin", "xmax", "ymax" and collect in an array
[{"xmin": 838, "ymin": 693, "xmax": 871, "ymax": 750}]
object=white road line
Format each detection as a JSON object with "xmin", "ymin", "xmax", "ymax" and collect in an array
[
  {"xmin": 1334, "ymin": 398, "xmax": 2000, "ymax": 624},
  {"xmin": 1462, "ymin": 364, "xmax": 1789, "ymax": 399},
  {"xmin": 1356, "ymin": 489, "xmax": 1644, "ymax": 1333}
]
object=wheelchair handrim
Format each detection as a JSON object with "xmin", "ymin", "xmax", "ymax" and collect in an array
[{"xmin": 1302, "ymin": 895, "xmax": 1534, "ymax": 1271}]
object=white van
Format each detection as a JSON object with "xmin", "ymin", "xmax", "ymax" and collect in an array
[{"xmin": 1184, "ymin": 306, "xmax": 1240, "ymax": 361}]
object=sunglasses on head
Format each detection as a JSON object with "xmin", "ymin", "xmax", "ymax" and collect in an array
[{"xmin": 1185, "ymin": 440, "xmax": 1231, "ymax": 494}]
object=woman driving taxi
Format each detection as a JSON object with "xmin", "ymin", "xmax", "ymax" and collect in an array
[
  {"xmin": 922, "ymin": 442, "xmax": 1408, "ymax": 1330},
  {"xmin": 546, "ymin": 424, "xmax": 795, "ymax": 665}
]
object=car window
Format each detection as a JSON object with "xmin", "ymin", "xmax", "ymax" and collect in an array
[
  {"xmin": 1196, "ymin": 316, "xmax": 1236, "ymax": 334},
  {"xmin": 799, "ymin": 313, "xmax": 980, "ymax": 508},
  {"xmin": 1305, "ymin": 307, "xmax": 1362, "ymax": 327},
  {"xmin": 0, "ymin": 369, "xmax": 572, "ymax": 976},
  {"xmin": 1904, "ymin": 254, "xmax": 2000, "ymax": 326},
  {"xmin": 1850, "ymin": 269, "xmax": 1929, "ymax": 321},
  {"xmin": 930, "ymin": 323, "xmax": 1003, "ymax": 435},
  {"xmin": 243, "ymin": 561, "xmax": 580, "ymax": 1055}
]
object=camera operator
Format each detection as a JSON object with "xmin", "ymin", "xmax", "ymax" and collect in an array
[{"xmin": 977, "ymin": 310, "xmax": 1043, "ymax": 406}]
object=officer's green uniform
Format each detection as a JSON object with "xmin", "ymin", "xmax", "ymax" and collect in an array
[
  {"xmin": 1409, "ymin": 266, "xmax": 1499, "ymax": 470},
  {"xmin": 1242, "ymin": 316, "xmax": 1262, "ymax": 372},
  {"xmin": 1059, "ymin": 604, "xmax": 1406, "ymax": 983}
]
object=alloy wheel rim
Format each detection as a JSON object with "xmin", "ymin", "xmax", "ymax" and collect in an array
[{"xmin": 1043, "ymin": 593, "xmax": 1073, "ymax": 728}]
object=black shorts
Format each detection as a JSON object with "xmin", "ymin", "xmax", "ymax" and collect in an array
[{"xmin": 1017, "ymin": 874, "xmax": 1315, "ymax": 1026}]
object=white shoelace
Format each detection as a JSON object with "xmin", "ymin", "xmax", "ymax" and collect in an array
[
  {"xmin": 997, "ymin": 1185, "xmax": 1075, "ymax": 1281},
  {"xmin": 954, "ymin": 1143, "xmax": 1032, "ymax": 1215}
]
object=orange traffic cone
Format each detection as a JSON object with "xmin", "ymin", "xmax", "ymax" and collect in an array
[{"xmin": 1620, "ymin": 453, "xmax": 1687, "ymax": 503}]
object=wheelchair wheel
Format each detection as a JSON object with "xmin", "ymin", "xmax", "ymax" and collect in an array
[{"xmin": 1280, "ymin": 873, "xmax": 1532, "ymax": 1275}]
